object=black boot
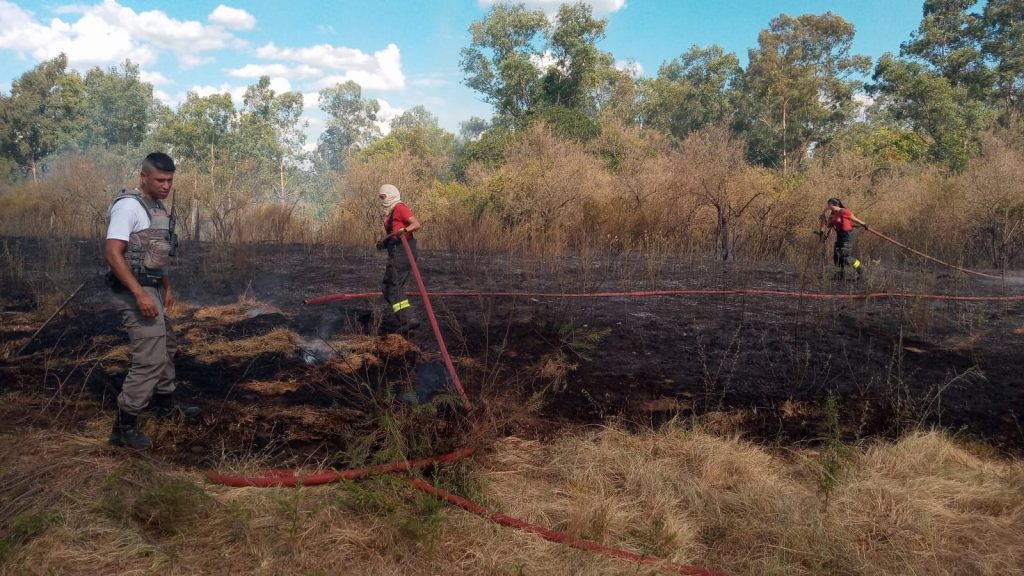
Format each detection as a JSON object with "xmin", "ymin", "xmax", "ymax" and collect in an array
[
  {"xmin": 396, "ymin": 308, "xmax": 421, "ymax": 334},
  {"xmin": 109, "ymin": 410, "xmax": 152, "ymax": 450},
  {"xmin": 151, "ymin": 392, "xmax": 202, "ymax": 421}
]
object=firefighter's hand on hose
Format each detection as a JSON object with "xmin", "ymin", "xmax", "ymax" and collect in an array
[{"xmin": 862, "ymin": 223, "xmax": 870, "ymax": 231}]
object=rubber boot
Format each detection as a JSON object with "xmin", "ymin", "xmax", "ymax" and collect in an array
[
  {"xmin": 396, "ymin": 308, "xmax": 421, "ymax": 334},
  {"xmin": 151, "ymin": 392, "xmax": 202, "ymax": 422},
  {"xmin": 109, "ymin": 410, "xmax": 152, "ymax": 450}
]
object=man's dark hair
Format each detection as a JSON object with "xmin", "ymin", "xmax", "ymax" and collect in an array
[
  {"xmin": 827, "ymin": 197, "xmax": 844, "ymax": 208},
  {"xmin": 142, "ymin": 152, "xmax": 176, "ymax": 173}
]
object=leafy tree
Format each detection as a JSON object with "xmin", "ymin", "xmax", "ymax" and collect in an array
[
  {"xmin": 640, "ymin": 45, "xmax": 741, "ymax": 139},
  {"xmin": 980, "ymin": 0, "xmax": 1024, "ymax": 123},
  {"xmin": 78, "ymin": 61, "xmax": 159, "ymax": 150},
  {"xmin": 871, "ymin": 53, "xmax": 993, "ymax": 170},
  {"xmin": 151, "ymin": 91, "xmax": 239, "ymax": 240},
  {"xmin": 0, "ymin": 54, "xmax": 84, "ymax": 181},
  {"xmin": 453, "ymin": 125, "xmax": 515, "ymax": 179},
  {"xmin": 239, "ymin": 76, "xmax": 307, "ymax": 202},
  {"xmin": 540, "ymin": 2, "xmax": 613, "ymax": 111},
  {"xmin": 592, "ymin": 65, "xmax": 641, "ymax": 125},
  {"xmin": 460, "ymin": 2, "xmax": 616, "ymax": 134},
  {"xmin": 737, "ymin": 13, "xmax": 871, "ymax": 172},
  {"xmin": 459, "ymin": 116, "xmax": 491, "ymax": 141},
  {"xmin": 317, "ymin": 80, "xmax": 381, "ymax": 171},
  {"xmin": 460, "ymin": 2, "xmax": 548, "ymax": 125},
  {"xmin": 527, "ymin": 104, "xmax": 600, "ymax": 141},
  {"xmin": 357, "ymin": 104, "xmax": 455, "ymax": 181},
  {"xmin": 155, "ymin": 91, "xmax": 237, "ymax": 167},
  {"xmin": 831, "ymin": 121, "xmax": 930, "ymax": 168},
  {"xmin": 900, "ymin": 0, "xmax": 990, "ymax": 98}
]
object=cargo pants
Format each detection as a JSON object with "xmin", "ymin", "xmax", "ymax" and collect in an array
[
  {"xmin": 111, "ymin": 285, "xmax": 177, "ymax": 415},
  {"xmin": 382, "ymin": 236, "xmax": 418, "ymax": 315}
]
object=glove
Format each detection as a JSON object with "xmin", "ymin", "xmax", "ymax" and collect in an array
[
  {"xmin": 375, "ymin": 237, "xmax": 388, "ymax": 250},
  {"xmin": 862, "ymin": 223, "xmax": 870, "ymax": 231}
]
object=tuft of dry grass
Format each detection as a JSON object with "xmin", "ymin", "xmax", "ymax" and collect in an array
[
  {"xmin": 1, "ymin": 413, "xmax": 1021, "ymax": 575},
  {"xmin": 192, "ymin": 295, "xmax": 282, "ymax": 324},
  {"xmin": 239, "ymin": 379, "xmax": 301, "ymax": 396},
  {"xmin": 187, "ymin": 327, "xmax": 297, "ymax": 364}
]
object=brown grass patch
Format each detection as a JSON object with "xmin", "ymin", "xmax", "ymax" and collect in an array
[
  {"xmin": 188, "ymin": 327, "xmax": 297, "ymax": 364},
  {"xmin": 327, "ymin": 352, "xmax": 379, "ymax": 375},
  {"xmin": 193, "ymin": 295, "xmax": 282, "ymax": 324},
  {"xmin": 240, "ymin": 380, "xmax": 301, "ymax": 396},
  {"xmin": 1, "ymin": 410, "xmax": 1021, "ymax": 575}
]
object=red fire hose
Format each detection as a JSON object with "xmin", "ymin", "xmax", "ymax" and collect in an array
[
  {"xmin": 207, "ymin": 449, "xmax": 724, "ymax": 575},
  {"xmin": 400, "ymin": 234, "xmax": 472, "ymax": 412},
  {"xmin": 404, "ymin": 477, "xmax": 725, "ymax": 576},
  {"xmin": 306, "ymin": 288, "xmax": 1024, "ymax": 305},
  {"xmin": 863, "ymin": 226, "xmax": 1001, "ymax": 279}
]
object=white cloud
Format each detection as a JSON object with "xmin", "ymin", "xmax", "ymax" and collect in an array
[
  {"xmin": 301, "ymin": 91, "xmax": 320, "ymax": 111},
  {"xmin": 615, "ymin": 59, "xmax": 642, "ymax": 77},
  {"xmin": 410, "ymin": 74, "xmax": 448, "ymax": 88},
  {"xmin": 478, "ymin": 0, "xmax": 626, "ymax": 16},
  {"xmin": 374, "ymin": 98, "xmax": 402, "ymax": 135},
  {"xmin": 0, "ymin": 0, "xmax": 242, "ymax": 71},
  {"xmin": 259, "ymin": 42, "xmax": 405, "ymax": 91},
  {"xmin": 853, "ymin": 92, "xmax": 874, "ymax": 121},
  {"xmin": 530, "ymin": 50, "xmax": 558, "ymax": 71},
  {"xmin": 267, "ymin": 76, "xmax": 291, "ymax": 94},
  {"xmin": 140, "ymin": 69, "xmax": 170, "ymax": 85},
  {"xmin": 228, "ymin": 63, "xmax": 321, "ymax": 79},
  {"xmin": 153, "ymin": 88, "xmax": 173, "ymax": 106},
  {"xmin": 208, "ymin": 5, "xmax": 255, "ymax": 30},
  {"xmin": 189, "ymin": 82, "xmax": 248, "ymax": 105}
]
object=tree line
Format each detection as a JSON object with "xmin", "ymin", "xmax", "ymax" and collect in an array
[{"xmin": 0, "ymin": 1, "xmax": 1021, "ymax": 264}]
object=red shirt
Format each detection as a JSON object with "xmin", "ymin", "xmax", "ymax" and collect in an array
[
  {"xmin": 829, "ymin": 208, "xmax": 854, "ymax": 232},
  {"xmin": 385, "ymin": 203, "xmax": 415, "ymax": 237}
]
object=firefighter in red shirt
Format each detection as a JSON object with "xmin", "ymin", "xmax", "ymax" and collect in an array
[
  {"xmin": 376, "ymin": 184, "xmax": 422, "ymax": 333},
  {"xmin": 818, "ymin": 198, "xmax": 868, "ymax": 280}
]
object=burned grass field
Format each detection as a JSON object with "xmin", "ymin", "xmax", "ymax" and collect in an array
[
  {"xmin": 2, "ymin": 237, "xmax": 1023, "ymax": 466},
  {"xmin": 2, "ymin": 237, "xmax": 1024, "ymax": 575}
]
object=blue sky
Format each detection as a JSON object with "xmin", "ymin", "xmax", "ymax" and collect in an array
[{"xmin": 0, "ymin": 0, "xmax": 926, "ymax": 142}]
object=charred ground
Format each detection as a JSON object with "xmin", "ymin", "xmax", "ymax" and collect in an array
[{"xmin": 2, "ymin": 237, "xmax": 1023, "ymax": 470}]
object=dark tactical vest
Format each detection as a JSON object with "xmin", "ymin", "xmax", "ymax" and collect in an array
[{"xmin": 109, "ymin": 189, "xmax": 173, "ymax": 287}]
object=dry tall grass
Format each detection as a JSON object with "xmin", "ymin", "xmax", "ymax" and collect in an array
[
  {"xmin": 3, "ymin": 121, "xmax": 1022, "ymax": 270},
  {"xmin": 2, "ymin": 422, "xmax": 1020, "ymax": 575}
]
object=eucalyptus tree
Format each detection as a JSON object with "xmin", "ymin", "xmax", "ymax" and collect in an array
[
  {"xmin": 736, "ymin": 12, "xmax": 871, "ymax": 172},
  {"xmin": 239, "ymin": 76, "xmax": 307, "ymax": 203},
  {"xmin": 870, "ymin": 0, "xmax": 1002, "ymax": 169},
  {"xmin": 0, "ymin": 54, "xmax": 84, "ymax": 182},
  {"xmin": 980, "ymin": 0, "xmax": 1024, "ymax": 123},
  {"xmin": 460, "ymin": 2, "xmax": 548, "ymax": 125},
  {"xmin": 78, "ymin": 61, "xmax": 160, "ymax": 151},
  {"xmin": 317, "ymin": 80, "xmax": 381, "ymax": 171},
  {"xmin": 640, "ymin": 45, "xmax": 741, "ymax": 140},
  {"xmin": 460, "ymin": 1, "xmax": 614, "ymax": 131}
]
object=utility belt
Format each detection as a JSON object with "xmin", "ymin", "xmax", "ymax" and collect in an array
[{"xmin": 105, "ymin": 267, "xmax": 164, "ymax": 292}]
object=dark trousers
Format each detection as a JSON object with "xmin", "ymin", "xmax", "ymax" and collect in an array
[
  {"xmin": 382, "ymin": 236, "xmax": 418, "ymax": 314},
  {"xmin": 832, "ymin": 231, "xmax": 862, "ymax": 278}
]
